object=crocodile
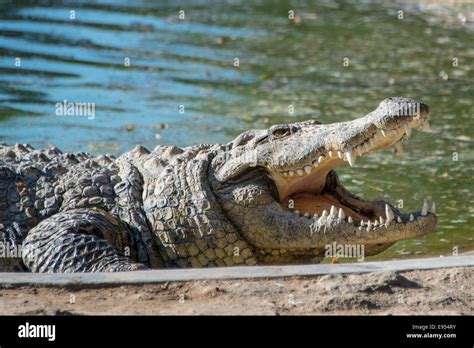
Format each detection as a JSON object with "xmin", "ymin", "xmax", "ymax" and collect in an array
[{"xmin": 0, "ymin": 97, "xmax": 437, "ymax": 273}]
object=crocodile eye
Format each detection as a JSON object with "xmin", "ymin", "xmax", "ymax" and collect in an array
[{"xmin": 272, "ymin": 128, "xmax": 290, "ymax": 138}]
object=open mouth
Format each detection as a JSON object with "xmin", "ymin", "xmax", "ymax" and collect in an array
[{"xmin": 272, "ymin": 114, "xmax": 436, "ymax": 229}]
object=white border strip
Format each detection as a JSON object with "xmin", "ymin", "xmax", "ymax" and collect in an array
[{"xmin": 0, "ymin": 256, "xmax": 472, "ymax": 287}]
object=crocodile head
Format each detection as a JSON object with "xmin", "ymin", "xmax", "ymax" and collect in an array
[{"xmin": 211, "ymin": 97, "xmax": 437, "ymax": 264}]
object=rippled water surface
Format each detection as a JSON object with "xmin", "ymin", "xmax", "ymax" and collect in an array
[{"xmin": 1, "ymin": 0, "xmax": 473, "ymax": 260}]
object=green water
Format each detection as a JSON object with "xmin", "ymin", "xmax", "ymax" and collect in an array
[{"xmin": 0, "ymin": 0, "xmax": 472, "ymax": 260}]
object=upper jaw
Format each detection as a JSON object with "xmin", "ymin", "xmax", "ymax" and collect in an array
[{"xmin": 269, "ymin": 102, "xmax": 430, "ymax": 201}]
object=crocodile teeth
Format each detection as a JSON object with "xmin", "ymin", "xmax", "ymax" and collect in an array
[
  {"xmin": 363, "ymin": 143, "xmax": 370, "ymax": 153},
  {"xmin": 409, "ymin": 214, "xmax": 414, "ymax": 221},
  {"xmin": 385, "ymin": 204, "xmax": 395, "ymax": 221},
  {"xmin": 345, "ymin": 150, "xmax": 355, "ymax": 167},
  {"xmin": 429, "ymin": 202, "xmax": 436, "ymax": 214},
  {"xmin": 367, "ymin": 220, "xmax": 372, "ymax": 228},
  {"xmin": 379, "ymin": 216, "xmax": 385, "ymax": 224},
  {"xmin": 380, "ymin": 130, "xmax": 387, "ymax": 138},
  {"xmin": 321, "ymin": 210, "xmax": 328, "ymax": 217},
  {"xmin": 347, "ymin": 216, "xmax": 353, "ymax": 224},
  {"xmin": 338, "ymin": 208, "xmax": 345, "ymax": 220},
  {"xmin": 337, "ymin": 150, "xmax": 343, "ymax": 158},
  {"xmin": 397, "ymin": 216, "xmax": 402, "ymax": 223},
  {"xmin": 328, "ymin": 150, "xmax": 334, "ymax": 157},
  {"xmin": 421, "ymin": 200, "xmax": 429, "ymax": 216},
  {"xmin": 297, "ymin": 169, "xmax": 304, "ymax": 176},
  {"xmin": 318, "ymin": 155, "xmax": 325, "ymax": 163},
  {"xmin": 288, "ymin": 170, "xmax": 295, "ymax": 176},
  {"xmin": 282, "ymin": 172, "xmax": 288, "ymax": 177},
  {"xmin": 330, "ymin": 205, "xmax": 337, "ymax": 216},
  {"xmin": 394, "ymin": 141, "xmax": 404, "ymax": 158},
  {"xmin": 403, "ymin": 123, "xmax": 412, "ymax": 138},
  {"xmin": 374, "ymin": 220, "xmax": 379, "ymax": 226},
  {"xmin": 313, "ymin": 213, "xmax": 319, "ymax": 219},
  {"xmin": 360, "ymin": 220, "xmax": 365, "ymax": 226},
  {"xmin": 304, "ymin": 212, "xmax": 310, "ymax": 217},
  {"xmin": 294, "ymin": 210, "xmax": 300, "ymax": 215},
  {"xmin": 304, "ymin": 165, "xmax": 312, "ymax": 174},
  {"xmin": 356, "ymin": 146, "xmax": 363, "ymax": 157}
]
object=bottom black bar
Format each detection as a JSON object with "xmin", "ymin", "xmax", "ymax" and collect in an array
[{"xmin": 0, "ymin": 315, "xmax": 471, "ymax": 346}]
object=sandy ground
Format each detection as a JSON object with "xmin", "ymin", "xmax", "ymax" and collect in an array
[{"xmin": 0, "ymin": 266, "xmax": 471, "ymax": 315}]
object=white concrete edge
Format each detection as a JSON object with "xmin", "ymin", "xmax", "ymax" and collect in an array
[{"xmin": 0, "ymin": 255, "xmax": 472, "ymax": 287}]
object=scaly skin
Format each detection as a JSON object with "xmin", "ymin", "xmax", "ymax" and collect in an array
[{"xmin": 0, "ymin": 97, "xmax": 437, "ymax": 272}]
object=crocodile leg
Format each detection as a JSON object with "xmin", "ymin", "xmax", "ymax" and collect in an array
[{"xmin": 22, "ymin": 208, "xmax": 148, "ymax": 272}]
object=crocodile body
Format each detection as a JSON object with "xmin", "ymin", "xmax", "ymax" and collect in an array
[{"xmin": 0, "ymin": 97, "xmax": 437, "ymax": 272}]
